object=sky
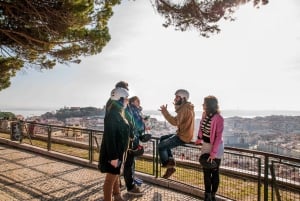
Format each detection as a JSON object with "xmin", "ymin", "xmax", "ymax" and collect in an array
[{"xmin": 0, "ymin": 0, "xmax": 300, "ymax": 115}]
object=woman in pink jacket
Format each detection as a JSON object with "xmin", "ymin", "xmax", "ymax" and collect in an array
[{"xmin": 195, "ymin": 95, "xmax": 224, "ymax": 201}]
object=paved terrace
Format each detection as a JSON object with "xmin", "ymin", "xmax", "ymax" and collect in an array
[{"xmin": 0, "ymin": 144, "xmax": 202, "ymax": 201}]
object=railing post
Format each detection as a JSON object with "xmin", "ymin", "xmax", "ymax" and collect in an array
[
  {"xmin": 155, "ymin": 139, "xmax": 159, "ymax": 178},
  {"xmin": 258, "ymin": 157, "xmax": 262, "ymax": 201},
  {"xmin": 264, "ymin": 155, "xmax": 269, "ymax": 201},
  {"xmin": 47, "ymin": 126, "xmax": 52, "ymax": 151},
  {"xmin": 88, "ymin": 130, "xmax": 93, "ymax": 163},
  {"xmin": 270, "ymin": 162, "xmax": 281, "ymax": 201}
]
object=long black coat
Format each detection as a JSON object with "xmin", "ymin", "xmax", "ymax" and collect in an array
[{"xmin": 98, "ymin": 101, "xmax": 130, "ymax": 174}]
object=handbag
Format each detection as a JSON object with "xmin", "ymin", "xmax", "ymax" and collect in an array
[{"xmin": 199, "ymin": 153, "xmax": 217, "ymax": 169}]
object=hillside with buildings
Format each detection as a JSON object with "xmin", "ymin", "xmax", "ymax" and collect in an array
[
  {"xmin": 146, "ymin": 115, "xmax": 300, "ymax": 158},
  {"xmin": 222, "ymin": 116, "xmax": 300, "ymax": 158},
  {"xmin": 4, "ymin": 107, "xmax": 299, "ymax": 159}
]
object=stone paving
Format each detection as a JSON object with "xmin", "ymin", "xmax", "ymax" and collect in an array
[{"xmin": 0, "ymin": 144, "xmax": 202, "ymax": 201}]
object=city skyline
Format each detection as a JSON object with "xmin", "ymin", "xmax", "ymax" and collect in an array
[{"xmin": 0, "ymin": 0, "xmax": 300, "ymax": 112}]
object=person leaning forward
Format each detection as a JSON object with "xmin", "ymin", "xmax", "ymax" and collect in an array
[{"xmin": 158, "ymin": 89, "xmax": 195, "ymax": 179}]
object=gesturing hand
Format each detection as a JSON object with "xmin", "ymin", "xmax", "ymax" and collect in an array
[{"xmin": 159, "ymin": 104, "xmax": 168, "ymax": 112}]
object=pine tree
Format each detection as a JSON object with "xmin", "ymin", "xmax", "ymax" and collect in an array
[{"xmin": 0, "ymin": 0, "xmax": 120, "ymax": 90}]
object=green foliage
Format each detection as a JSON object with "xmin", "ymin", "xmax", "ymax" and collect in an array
[
  {"xmin": 0, "ymin": 57, "xmax": 23, "ymax": 90},
  {"xmin": 42, "ymin": 106, "xmax": 105, "ymax": 121},
  {"xmin": 0, "ymin": 111, "xmax": 16, "ymax": 119},
  {"xmin": 153, "ymin": 0, "xmax": 269, "ymax": 37},
  {"xmin": 0, "ymin": 0, "xmax": 121, "ymax": 90}
]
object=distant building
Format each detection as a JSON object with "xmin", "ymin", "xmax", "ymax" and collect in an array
[{"xmin": 224, "ymin": 132, "xmax": 250, "ymax": 148}]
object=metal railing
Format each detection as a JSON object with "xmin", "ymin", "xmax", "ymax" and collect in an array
[{"xmin": 0, "ymin": 120, "xmax": 299, "ymax": 201}]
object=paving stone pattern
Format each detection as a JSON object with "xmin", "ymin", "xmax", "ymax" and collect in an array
[{"xmin": 0, "ymin": 144, "xmax": 201, "ymax": 201}]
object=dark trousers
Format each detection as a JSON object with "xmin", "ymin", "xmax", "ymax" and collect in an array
[
  {"xmin": 123, "ymin": 151, "xmax": 135, "ymax": 191},
  {"xmin": 203, "ymin": 159, "xmax": 221, "ymax": 193}
]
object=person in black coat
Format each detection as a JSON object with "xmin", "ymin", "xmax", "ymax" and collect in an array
[{"xmin": 99, "ymin": 87, "xmax": 130, "ymax": 201}]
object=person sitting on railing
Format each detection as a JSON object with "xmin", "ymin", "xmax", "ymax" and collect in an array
[
  {"xmin": 158, "ymin": 89, "xmax": 195, "ymax": 179},
  {"xmin": 195, "ymin": 95, "xmax": 224, "ymax": 201}
]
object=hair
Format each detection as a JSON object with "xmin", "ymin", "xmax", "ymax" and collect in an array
[
  {"xmin": 129, "ymin": 96, "xmax": 140, "ymax": 105},
  {"xmin": 204, "ymin": 95, "xmax": 220, "ymax": 114},
  {"xmin": 115, "ymin": 81, "xmax": 129, "ymax": 90}
]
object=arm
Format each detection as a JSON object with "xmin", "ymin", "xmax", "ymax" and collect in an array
[
  {"xmin": 160, "ymin": 104, "xmax": 177, "ymax": 126},
  {"xmin": 105, "ymin": 113, "xmax": 119, "ymax": 161},
  {"xmin": 210, "ymin": 115, "xmax": 224, "ymax": 158}
]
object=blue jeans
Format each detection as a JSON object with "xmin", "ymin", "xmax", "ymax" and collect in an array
[{"xmin": 158, "ymin": 134, "xmax": 184, "ymax": 165}]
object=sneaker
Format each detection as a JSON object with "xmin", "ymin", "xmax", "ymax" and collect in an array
[
  {"xmin": 127, "ymin": 185, "xmax": 144, "ymax": 196},
  {"xmin": 162, "ymin": 167, "xmax": 176, "ymax": 179},
  {"xmin": 133, "ymin": 177, "xmax": 143, "ymax": 186},
  {"xmin": 161, "ymin": 158, "xmax": 176, "ymax": 168}
]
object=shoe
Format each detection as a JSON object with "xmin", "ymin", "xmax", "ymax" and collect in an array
[
  {"xmin": 204, "ymin": 192, "xmax": 212, "ymax": 201},
  {"xmin": 133, "ymin": 177, "xmax": 143, "ymax": 186},
  {"xmin": 162, "ymin": 167, "xmax": 176, "ymax": 179},
  {"xmin": 114, "ymin": 194, "xmax": 125, "ymax": 201},
  {"xmin": 161, "ymin": 158, "xmax": 176, "ymax": 168},
  {"xmin": 127, "ymin": 185, "xmax": 144, "ymax": 196}
]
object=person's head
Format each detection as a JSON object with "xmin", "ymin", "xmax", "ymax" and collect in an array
[
  {"xmin": 115, "ymin": 81, "xmax": 129, "ymax": 90},
  {"xmin": 174, "ymin": 89, "xmax": 189, "ymax": 105},
  {"xmin": 129, "ymin": 96, "xmax": 140, "ymax": 107},
  {"xmin": 110, "ymin": 87, "xmax": 129, "ymax": 107},
  {"xmin": 203, "ymin": 95, "xmax": 220, "ymax": 114}
]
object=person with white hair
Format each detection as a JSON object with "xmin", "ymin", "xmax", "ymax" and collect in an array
[{"xmin": 158, "ymin": 89, "xmax": 195, "ymax": 179}]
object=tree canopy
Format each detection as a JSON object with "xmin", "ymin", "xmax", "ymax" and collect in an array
[
  {"xmin": 0, "ymin": 0, "xmax": 120, "ymax": 90},
  {"xmin": 153, "ymin": 0, "xmax": 269, "ymax": 37},
  {"xmin": 0, "ymin": 0, "xmax": 268, "ymax": 91},
  {"xmin": 0, "ymin": 111, "xmax": 15, "ymax": 119}
]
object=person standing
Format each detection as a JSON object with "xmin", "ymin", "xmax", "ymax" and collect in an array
[
  {"xmin": 158, "ymin": 89, "xmax": 195, "ymax": 179},
  {"xmin": 98, "ymin": 87, "xmax": 130, "ymax": 201},
  {"xmin": 195, "ymin": 95, "xmax": 224, "ymax": 201},
  {"xmin": 106, "ymin": 81, "xmax": 143, "ymax": 195},
  {"xmin": 123, "ymin": 96, "xmax": 147, "ymax": 195}
]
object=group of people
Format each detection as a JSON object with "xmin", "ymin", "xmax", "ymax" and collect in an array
[{"xmin": 98, "ymin": 81, "xmax": 224, "ymax": 201}]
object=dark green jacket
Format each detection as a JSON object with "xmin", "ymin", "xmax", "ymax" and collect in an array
[
  {"xmin": 98, "ymin": 100, "xmax": 130, "ymax": 174},
  {"xmin": 105, "ymin": 98, "xmax": 134, "ymax": 139}
]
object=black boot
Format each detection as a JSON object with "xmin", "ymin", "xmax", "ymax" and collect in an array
[
  {"xmin": 211, "ymin": 192, "xmax": 216, "ymax": 201},
  {"xmin": 204, "ymin": 192, "xmax": 212, "ymax": 201}
]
